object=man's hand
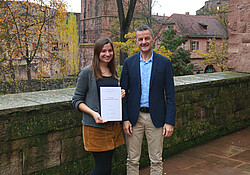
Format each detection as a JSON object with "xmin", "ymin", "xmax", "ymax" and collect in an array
[
  {"xmin": 163, "ymin": 124, "xmax": 174, "ymax": 137},
  {"xmin": 121, "ymin": 89, "xmax": 126, "ymax": 98},
  {"xmin": 123, "ymin": 121, "xmax": 133, "ymax": 136}
]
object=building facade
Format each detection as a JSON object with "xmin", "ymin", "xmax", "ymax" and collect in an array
[
  {"xmin": 80, "ymin": 0, "xmax": 118, "ymax": 68},
  {"xmin": 0, "ymin": 1, "xmax": 81, "ymax": 80},
  {"xmin": 156, "ymin": 14, "xmax": 228, "ymax": 74},
  {"xmin": 227, "ymin": 0, "xmax": 250, "ymax": 73}
]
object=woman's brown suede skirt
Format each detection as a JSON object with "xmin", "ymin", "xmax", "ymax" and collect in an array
[{"xmin": 82, "ymin": 121, "xmax": 125, "ymax": 152}]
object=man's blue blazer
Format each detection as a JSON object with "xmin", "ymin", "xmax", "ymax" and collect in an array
[{"xmin": 120, "ymin": 51, "xmax": 176, "ymax": 128}]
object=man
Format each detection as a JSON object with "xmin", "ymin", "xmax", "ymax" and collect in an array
[{"xmin": 120, "ymin": 25, "xmax": 176, "ymax": 175}]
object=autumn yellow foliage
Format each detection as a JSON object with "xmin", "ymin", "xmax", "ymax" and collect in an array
[
  {"xmin": 196, "ymin": 38, "xmax": 228, "ymax": 72},
  {"xmin": 0, "ymin": 0, "xmax": 67, "ymax": 91},
  {"xmin": 113, "ymin": 32, "xmax": 172, "ymax": 59}
]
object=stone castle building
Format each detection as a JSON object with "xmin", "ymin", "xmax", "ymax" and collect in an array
[
  {"xmin": 80, "ymin": 0, "xmax": 151, "ymax": 68},
  {"xmin": 80, "ymin": 0, "xmax": 117, "ymax": 67},
  {"xmin": 196, "ymin": 0, "xmax": 228, "ymax": 15},
  {"xmin": 227, "ymin": 0, "xmax": 250, "ymax": 73}
]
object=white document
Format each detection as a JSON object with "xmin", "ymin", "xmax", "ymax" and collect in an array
[{"xmin": 100, "ymin": 87, "xmax": 122, "ymax": 121}]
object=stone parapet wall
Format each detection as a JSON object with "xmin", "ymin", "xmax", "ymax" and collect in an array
[
  {"xmin": 228, "ymin": 0, "xmax": 250, "ymax": 73},
  {"xmin": 0, "ymin": 77, "xmax": 77, "ymax": 95},
  {"xmin": 0, "ymin": 72, "xmax": 249, "ymax": 175}
]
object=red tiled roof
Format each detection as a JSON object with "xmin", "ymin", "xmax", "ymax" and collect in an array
[
  {"xmin": 152, "ymin": 15, "xmax": 169, "ymax": 22},
  {"xmin": 166, "ymin": 14, "xmax": 228, "ymax": 38}
]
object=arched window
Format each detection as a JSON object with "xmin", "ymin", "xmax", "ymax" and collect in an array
[{"xmin": 204, "ymin": 65, "xmax": 215, "ymax": 73}]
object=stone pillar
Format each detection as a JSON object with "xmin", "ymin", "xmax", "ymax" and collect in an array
[{"xmin": 228, "ymin": 0, "xmax": 250, "ymax": 73}]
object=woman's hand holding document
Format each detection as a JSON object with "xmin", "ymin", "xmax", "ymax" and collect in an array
[{"xmin": 100, "ymin": 87, "xmax": 122, "ymax": 121}]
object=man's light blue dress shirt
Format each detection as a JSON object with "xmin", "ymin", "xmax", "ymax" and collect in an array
[{"xmin": 140, "ymin": 53, "xmax": 153, "ymax": 108}]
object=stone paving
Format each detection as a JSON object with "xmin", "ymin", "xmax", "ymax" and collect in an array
[{"xmin": 140, "ymin": 127, "xmax": 250, "ymax": 175}]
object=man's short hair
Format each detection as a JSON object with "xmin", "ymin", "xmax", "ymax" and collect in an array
[{"xmin": 135, "ymin": 25, "xmax": 154, "ymax": 38}]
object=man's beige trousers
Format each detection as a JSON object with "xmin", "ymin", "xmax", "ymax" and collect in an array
[{"xmin": 126, "ymin": 112, "xmax": 164, "ymax": 175}]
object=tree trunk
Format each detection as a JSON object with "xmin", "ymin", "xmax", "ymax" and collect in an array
[
  {"xmin": 9, "ymin": 59, "xmax": 16, "ymax": 93},
  {"xmin": 119, "ymin": 51, "xmax": 128, "ymax": 65},
  {"xmin": 116, "ymin": 0, "xmax": 137, "ymax": 65},
  {"xmin": 26, "ymin": 58, "xmax": 32, "ymax": 92}
]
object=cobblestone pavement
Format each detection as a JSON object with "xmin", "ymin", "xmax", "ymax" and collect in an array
[{"xmin": 140, "ymin": 127, "xmax": 250, "ymax": 175}]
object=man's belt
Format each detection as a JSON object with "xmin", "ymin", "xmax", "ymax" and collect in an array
[{"xmin": 140, "ymin": 107, "xmax": 150, "ymax": 113}]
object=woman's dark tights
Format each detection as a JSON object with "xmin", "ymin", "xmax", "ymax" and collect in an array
[{"xmin": 89, "ymin": 149, "xmax": 114, "ymax": 175}]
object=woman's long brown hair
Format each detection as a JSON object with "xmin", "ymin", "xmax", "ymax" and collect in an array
[{"xmin": 91, "ymin": 37, "xmax": 117, "ymax": 80}]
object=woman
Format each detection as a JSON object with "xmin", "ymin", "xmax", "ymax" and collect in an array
[{"xmin": 72, "ymin": 37, "xmax": 125, "ymax": 175}]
